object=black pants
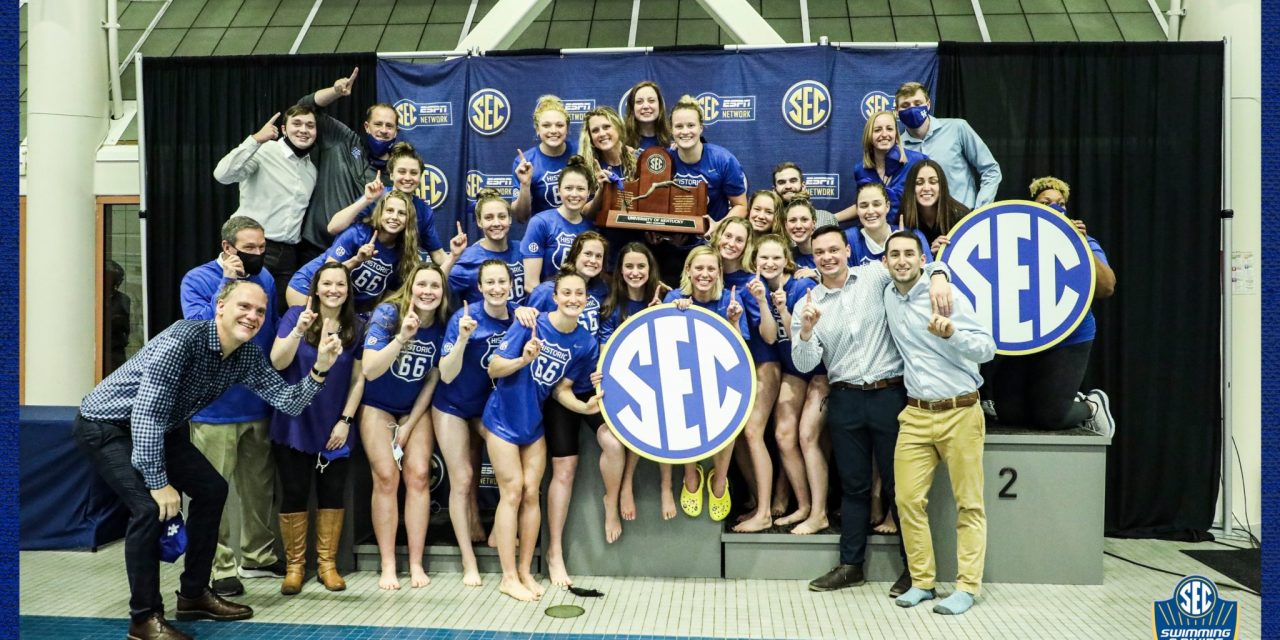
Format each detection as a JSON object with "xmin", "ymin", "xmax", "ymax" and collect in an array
[
  {"xmin": 73, "ymin": 417, "xmax": 227, "ymax": 622},
  {"xmin": 989, "ymin": 341, "xmax": 1093, "ymax": 430},
  {"xmin": 264, "ymin": 240, "xmax": 301, "ymax": 314},
  {"xmin": 273, "ymin": 444, "xmax": 348, "ymax": 513},
  {"xmin": 826, "ymin": 384, "xmax": 907, "ymax": 566}
]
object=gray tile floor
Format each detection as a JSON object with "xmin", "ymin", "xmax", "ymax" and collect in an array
[{"xmin": 20, "ymin": 536, "xmax": 1261, "ymax": 639}]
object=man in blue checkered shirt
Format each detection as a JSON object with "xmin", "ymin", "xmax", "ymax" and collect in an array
[{"xmin": 75, "ymin": 279, "xmax": 343, "ymax": 640}]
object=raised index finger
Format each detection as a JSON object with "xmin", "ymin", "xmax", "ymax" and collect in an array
[
  {"xmin": 266, "ymin": 111, "xmax": 281, "ymax": 127},
  {"xmin": 463, "ymin": 300, "xmax": 470, "ymax": 317},
  {"xmin": 349, "ymin": 67, "xmax": 360, "ymax": 83},
  {"xmin": 304, "ymin": 296, "xmax": 314, "ymax": 314},
  {"xmin": 517, "ymin": 148, "xmax": 527, "ymax": 164}
]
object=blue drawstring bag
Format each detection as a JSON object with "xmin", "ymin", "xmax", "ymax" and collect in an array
[
  {"xmin": 159, "ymin": 514, "xmax": 187, "ymax": 563},
  {"xmin": 317, "ymin": 444, "xmax": 351, "ymax": 473}
]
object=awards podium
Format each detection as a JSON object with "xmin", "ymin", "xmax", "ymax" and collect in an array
[{"xmin": 596, "ymin": 147, "xmax": 708, "ymax": 235}]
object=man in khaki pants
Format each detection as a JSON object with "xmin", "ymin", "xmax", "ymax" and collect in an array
[
  {"xmin": 882, "ymin": 231, "xmax": 995, "ymax": 615},
  {"xmin": 180, "ymin": 217, "xmax": 284, "ymax": 595}
]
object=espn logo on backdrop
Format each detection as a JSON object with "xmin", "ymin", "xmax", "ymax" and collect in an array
[
  {"xmin": 804, "ymin": 174, "xmax": 839, "ymax": 200},
  {"xmin": 465, "ymin": 170, "xmax": 515, "ymax": 202},
  {"xmin": 696, "ymin": 92, "xmax": 756, "ymax": 125},
  {"xmin": 782, "ymin": 80, "xmax": 831, "ymax": 132},
  {"xmin": 563, "ymin": 99, "xmax": 597, "ymax": 124},
  {"xmin": 416, "ymin": 164, "xmax": 449, "ymax": 209},
  {"xmin": 861, "ymin": 91, "xmax": 893, "ymax": 120},
  {"xmin": 468, "ymin": 89, "xmax": 511, "ymax": 135},
  {"xmin": 393, "ymin": 99, "xmax": 453, "ymax": 130}
]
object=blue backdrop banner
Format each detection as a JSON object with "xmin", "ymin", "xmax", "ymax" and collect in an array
[{"xmin": 377, "ymin": 47, "xmax": 937, "ymax": 244}]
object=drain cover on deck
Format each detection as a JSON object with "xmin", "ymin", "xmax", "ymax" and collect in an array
[{"xmin": 544, "ymin": 604, "xmax": 585, "ymax": 618}]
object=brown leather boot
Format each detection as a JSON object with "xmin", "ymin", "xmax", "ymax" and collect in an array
[
  {"xmin": 314, "ymin": 508, "xmax": 347, "ymax": 591},
  {"xmin": 278, "ymin": 512, "xmax": 308, "ymax": 596}
]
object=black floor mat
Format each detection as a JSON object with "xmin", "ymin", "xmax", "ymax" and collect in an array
[{"xmin": 1181, "ymin": 547, "xmax": 1260, "ymax": 593}]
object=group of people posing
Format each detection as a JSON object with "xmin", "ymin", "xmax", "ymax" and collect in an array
[{"xmin": 74, "ymin": 68, "xmax": 1117, "ymax": 640}]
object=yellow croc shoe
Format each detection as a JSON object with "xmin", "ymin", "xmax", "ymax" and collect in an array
[
  {"xmin": 708, "ymin": 476, "xmax": 732, "ymax": 522},
  {"xmin": 680, "ymin": 464, "xmax": 705, "ymax": 517}
]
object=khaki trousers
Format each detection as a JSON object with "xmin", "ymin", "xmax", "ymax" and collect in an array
[{"xmin": 189, "ymin": 419, "xmax": 278, "ymax": 579}]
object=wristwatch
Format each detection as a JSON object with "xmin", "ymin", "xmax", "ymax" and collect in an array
[{"xmin": 339, "ymin": 414, "xmax": 355, "ymax": 426}]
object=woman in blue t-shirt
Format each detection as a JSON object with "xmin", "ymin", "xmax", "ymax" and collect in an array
[
  {"xmin": 522, "ymin": 156, "xmax": 596, "ymax": 291},
  {"xmin": 784, "ymin": 194, "xmax": 822, "ymax": 280},
  {"xmin": 622, "ymin": 80, "xmax": 672, "ymax": 151},
  {"xmin": 710, "ymin": 217, "xmax": 779, "ymax": 533},
  {"xmin": 286, "ymin": 190, "xmax": 420, "ymax": 311},
  {"xmin": 483, "ymin": 270, "xmax": 602, "ymax": 602},
  {"xmin": 835, "ymin": 110, "xmax": 927, "ymax": 226},
  {"xmin": 430, "ymin": 259, "xmax": 519, "ymax": 588},
  {"xmin": 269, "ymin": 261, "xmax": 364, "ymax": 595},
  {"xmin": 359, "ymin": 264, "xmax": 450, "ymax": 591},
  {"xmin": 846, "ymin": 182, "xmax": 933, "ymax": 266},
  {"xmin": 753, "ymin": 234, "xmax": 831, "ymax": 535},
  {"xmin": 663, "ymin": 246, "xmax": 748, "ymax": 524},
  {"xmin": 747, "ymin": 190, "xmax": 785, "ymax": 236},
  {"xmin": 986, "ymin": 177, "xmax": 1118, "ymax": 434},
  {"xmin": 512, "ymin": 95, "xmax": 577, "ymax": 223},
  {"xmin": 450, "ymin": 189, "xmax": 527, "ymax": 305}
]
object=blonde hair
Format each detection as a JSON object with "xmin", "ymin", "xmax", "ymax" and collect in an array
[
  {"xmin": 671, "ymin": 94, "xmax": 705, "ymax": 125},
  {"xmin": 370, "ymin": 190, "xmax": 422, "ymax": 291},
  {"xmin": 379, "ymin": 263, "xmax": 451, "ymax": 329},
  {"xmin": 861, "ymin": 110, "xmax": 907, "ymax": 169},
  {"xmin": 679, "ymin": 245, "xmax": 724, "ymax": 300},
  {"xmin": 747, "ymin": 190, "xmax": 785, "ymax": 236},
  {"xmin": 710, "ymin": 216, "xmax": 754, "ymax": 265},
  {"xmin": 532, "ymin": 94, "xmax": 569, "ymax": 131},
  {"xmin": 579, "ymin": 106, "xmax": 637, "ymax": 183},
  {"xmin": 473, "ymin": 188, "xmax": 511, "ymax": 223},
  {"xmin": 1029, "ymin": 176, "xmax": 1071, "ymax": 204}
]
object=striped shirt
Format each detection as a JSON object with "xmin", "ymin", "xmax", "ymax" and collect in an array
[
  {"xmin": 79, "ymin": 319, "xmax": 325, "ymax": 490},
  {"xmin": 790, "ymin": 261, "xmax": 949, "ymax": 386}
]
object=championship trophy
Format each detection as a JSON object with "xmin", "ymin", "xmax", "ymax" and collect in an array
[{"xmin": 596, "ymin": 146, "xmax": 709, "ymax": 234}]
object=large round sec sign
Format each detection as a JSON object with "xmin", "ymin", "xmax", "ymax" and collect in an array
[
  {"xmin": 598, "ymin": 305, "xmax": 757, "ymax": 463},
  {"xmin": 939, "ymin": 200, "xmax": 1096, "ymax": 355}
]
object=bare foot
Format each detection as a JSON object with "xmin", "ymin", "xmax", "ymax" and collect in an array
[
  {"xmin": 519, "ymin": 572, "xmax": 545, "ymax": 598},
  {"xmin": 870, "ymin": 500, "xmax": 884, "ymax": 526},
  {"xmin": 469, "ymin": 516, "xmax": 486, "ymax": 543},
  {"xmin": 462, "ymin": 568, "xmax": 483, "ymax": 587},
  {"xmin": 409, "ymin": 564, "xmax": 430, "ymax": 588},
  {"xmin": 499, "ymin": 575, "xmax": 536, "ymax": 602},
  {"xmin": 603, "ymin": 497, "xmax": 623, "ymax": 544},
  {"xmin": 487, "ymin": 529, "xmax": 497, "ymax": 548},
  {"xmin": 873, "ymin": 511, "xmax": 898, "ymax": 535},
  {"xmin": 771, "ymin": 495, "xmax": 789, "ymax": 517},
  {"xmin": 775, "ymin": 506, "xmax": 810, "ymax": 527},
  {"xmin": 732, "ymin": 511, "xmax": 774, "ymax": 533},
  {"xmin": 547, "ymin": 555, "xmax": 573, "ymax": 587},
  {"xmin": 791, "ymin": 513, "xmax": 829, "ymax": 535},
  {"xmin": 620, "ymin": 484, "xmax": 637, "ymax": 521},
  {"xmin": 661, "ymin": 490, "xmax": 677, "ymax": 520},
  {"xmin": 378, "ymin": 565, "xmax": 401, "ymax": 590}
]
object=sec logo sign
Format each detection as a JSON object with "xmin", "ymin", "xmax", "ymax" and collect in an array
[
  {"xmin": 468, "ymin": 89, "xmax": 510, "ymax": 135},
  {"xmin": 861, "ymin": 91, "xmax": 892, "ymax": 120},
  {"xmin": 782, "ymin": 80, "xmax": 831, "ymax": 132},
  {"xmin": 599, "ymin": 305, "xmax": 757, "ymax": 463},
  {"xmin": 1153, "ymin": 576, "xmax": 1238, "ymax": 639},
  {"xmin": 940, "ymin": 201, "xmax": 1096, "ymax": 355},
  {"xmin": 416, "ymin": 163, "xmax": 448, "ymax": 209}
]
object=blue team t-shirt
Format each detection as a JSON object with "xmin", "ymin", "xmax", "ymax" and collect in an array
[
  {"xmin": 448, "ymin": 242, "xmax": 527, "ymax": 305},
  {"xmin": 512, "ymin": 143, "xmax": 578, "ymax": 216},
  {"xmin": 847, "ymin": 226, "xmax": 933, "ymax": 266},
  {"xmin": 350, "ymin": 187, "xmax": 443, "ymax": 254},
  {"xmin": 289, "ymin": 223, "xmax": 407, "ymax": 303},
  {"xmin": 769, "ymin": 277, "xmax": 821, "ymax": 378},
  {"xmin": 852, "ymin": 146, "xmax": 927, "ymax": 225},
  {"xmin": 521, "ymin": 209, "xmax": 594, "ymax": 281},
  {"xmin": 671, "ymin": 143, "xmax": 747, "ymax": 222},
  {"xmin": 361, "ymin": 303, "xmax": 445, "ymax": 415},
  {"xmin": 723, "ymin": 269, "xmax": 776, "ymax": 364},
  {"xmin": 431, "ymin": 303, "xmax": 517, "ymax": 420},
  {"xmin": 481, "ymin": 313, "xmax": 599, "ymax": 446},
  {"xmin": 599, "ymin": 298, "xmax": 647, "ymax": 347},
  {"xmin": 1058, "ymin": 236, "xmax": 1110, "ymax": 347},
  {"xmin": 527, "ymin": 278, "xmax": 609, "ymax": 393},
  {"xmin": 662, "ymin": 288, "xmax": 750, "ymax": 337}
]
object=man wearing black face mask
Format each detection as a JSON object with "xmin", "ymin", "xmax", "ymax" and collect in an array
[
  {"xmin": 178, "ymin": 216, "xmax": 284, "ymax": 597},
  {"xmin": 215, "ymin": 106, "xmax": 318, "ymax": 312},
  {"xmin": 295, "ymin": 67, "xmax": 397, "ymax": 260}
]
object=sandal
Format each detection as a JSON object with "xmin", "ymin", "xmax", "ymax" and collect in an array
[
  {"xmin": 708, "ymin": 477, "xmax": 732, "ymax": 522},
  {"xmin": 680, "ymin": 465, "xmax": 705, "ymax": 517}
]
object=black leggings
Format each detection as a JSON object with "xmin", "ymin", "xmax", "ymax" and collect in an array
[
  {"xmin": 988, "ymin": 340, "xmax": 1093, "ymax": 430},
  {"xmin": 544, "ymin": 392, "xmax": 606, "ymax": 458},
  {"xmin": 274, "ymin": 443, "xmax": 349, "ymax": 512}
]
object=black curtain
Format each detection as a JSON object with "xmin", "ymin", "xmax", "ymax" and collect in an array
[
  {"xmin": 142, "ymin": 53, "xmax": 378, "ymax": 336},
  {"xmin": 937, "ymin": 42, "xmax": 1223, "ymax": 539}
]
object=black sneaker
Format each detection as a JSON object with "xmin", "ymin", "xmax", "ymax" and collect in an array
[
  {"xmin": 239, "ymin": 560, "xmax": 286, "ymax": 579},
  {"xmin": 888, "ymin": 569, "xmax": 913, "ymax": 598},
  {"xmin": 210, "ymin": 576, "xmax": 244, "ymax": 597},
  {"xmin": 808, "ymin": 564, "xmax": 865, "ymax": 592}
]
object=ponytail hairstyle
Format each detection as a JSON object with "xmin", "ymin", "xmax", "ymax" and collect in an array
[
  {"xmin": 623, "ymin": 80, "xmax": 673, "ymax": 148},
  {"xmin": 387, "ymin": 141, "xmax": 424, "ymax": 176},
  {"xmin": 678, "ymin": 246, "xmax": 724, "ymax": 300},
  {"xmin": 602, "ymin": 242, "xmax": 661, "ymax": 324},
  {"xmin": 370, "ymin": 189, "xmax": 422, "ymax": 288},
  {"xmin": 709, "ymin": 216, "xmax": 754, "ymax": 263},
  {"xmin": 579, "ymin": 106, "xmax": 637, "ymax": 183},
  {"xmin": 560, "ymin": 154, "xmax": 599, "ymax": 197},
  {"xmin": 379, "ymin": 262, "xmax": 451, "ymax": 330},
  {"xmin": 671, "ymin": 94, "xmax": 705, "ymax": 125},
  {"xmin": 473, "ymin": 188, "xmax": 512, "ymax": 231},
  {"xmin": 532, "ymin": 94, "xmax": 569, "ymax": 141},
  {"xmin": 856, "ymin": 181, "xmax": 891, "ymax": 205}
]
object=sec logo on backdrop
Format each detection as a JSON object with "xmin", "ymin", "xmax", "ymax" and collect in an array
[
  {"xmin": 782, "ymin": 80, "xmax": 831, "ymax": 132},
  {"xmin": 939, "ymin": 200, "xmax": 1096, "ymax": 355},
  {"xmin": 861, "ymin": 91, "xmax": 892, "ymax": 120},
  {"xmin": 416, "ymin": 164, "xmax": 449, "ymax": 209},
  {"xmin": 468, "ymin": 89, "xmax": 510, "ymax": 135},
  {"xmin": 599, "ymin": 305, "xmax": 757, "ymax": 463}
]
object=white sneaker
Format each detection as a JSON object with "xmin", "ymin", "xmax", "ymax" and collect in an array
[
  {"xmin": 1085, "ymin": 389, "xmax": 1115, "ymax": 437},
  {"xmin": 981, "ymin": 399, "xmax": 997, "ymax": 420}
]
